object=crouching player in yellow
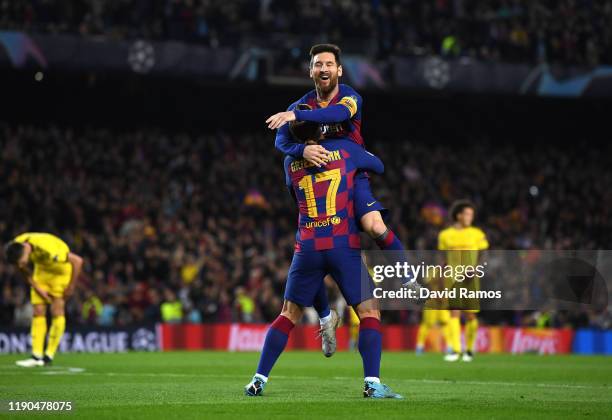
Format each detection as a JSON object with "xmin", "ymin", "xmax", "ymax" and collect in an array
[
  {"xmin": 4, "ymin": 233, "xmax": 83, "ymax": 367},
  {"xmin": 438, "ymin": 201, "xmax": 488, "ymax": 362}
]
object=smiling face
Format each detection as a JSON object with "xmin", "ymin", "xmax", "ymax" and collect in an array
[{"xmin": 310, "ymin": 52, "xmax": 342, "ymax": 96}]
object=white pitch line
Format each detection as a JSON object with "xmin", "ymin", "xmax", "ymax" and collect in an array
[
  {"xmin": 2, "ymin": 367, "xmax": 608, "ymax": 391},
  {"xmin": 40, "ymin": 367, "xmax": 85, "ymax": 375}
]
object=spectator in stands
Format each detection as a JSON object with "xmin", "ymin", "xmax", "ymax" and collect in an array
[
  {"xmin": 0, "ymin": 124, "xmax": 609, "ymax": 328},
  {"xmin": 160, "ymin": 288, "xmax": 183, "ymax": 323}
]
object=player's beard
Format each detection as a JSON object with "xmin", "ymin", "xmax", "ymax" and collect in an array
[{"xmin": 316, "ymin": 73, "xmax": 338, "ymax": 96}]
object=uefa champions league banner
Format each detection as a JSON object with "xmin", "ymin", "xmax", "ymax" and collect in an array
[
  {"xmin": 391, "ymin": 56, "xmax": 612, "ymax": 97},
  {"xmin": 0, "ymin": 322, "xmax": 580, "ymax": 354},
  {"xmin": 0, "ymin": 31, "xmax": 236, "ymax": 77},
  {"xmin": 2, "ymin": 31, "xmax": 612, "ymax": 97},
  {"xmin": 0, "ymin": 325, "xmax": 159, "ymax": 354}
]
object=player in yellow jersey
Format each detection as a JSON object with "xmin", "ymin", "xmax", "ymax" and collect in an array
[
  {"xmin": 4, "ymin": 232, "xmax": 83, "ymax": 367},
  {"xmin": 415, "ymin": 274, "xmax": 452, "ymax": 355},
  {"xmin": 437, "ymin": 201, "xmax": 488, "ymax": 362}
]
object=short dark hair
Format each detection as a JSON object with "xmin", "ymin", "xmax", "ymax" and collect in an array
[
  {"xmin": 4, "ymin": 241, "xmax": 25, "ymax": 264},
  {"xmin": 289, "ymin": 120, "xmax": 321, "ymax": 143},
  {"xmin": 449, "ymin": 200, "xmax": 476, "ymax": 221},
  {"xmin": 309, "ymin": 44, "xmax": 342, "ymax": 67}
]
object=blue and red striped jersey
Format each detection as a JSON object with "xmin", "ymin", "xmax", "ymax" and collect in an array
[
  {"xmin": 284, "ymin": 139, "xmax": 383, "ymax": 252},
  {"xmin": 298, "ymin": 84, "xmax": 364, "ymax": 146},
  {"xmin": 274, "ymin": 84, "xmax": 365, "ymax": 158}
]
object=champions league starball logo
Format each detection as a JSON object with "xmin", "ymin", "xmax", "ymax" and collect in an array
[
  {"xmin": 131, "ymin": 328, "xmax": 158, "ymax": 351},
  {"xmin": 127, "ymin": 40, "xmax": 155, "ymax": 74},
  {"xmin": 423, "ymin": 57, "xmax": 451, "ymax": 89}
]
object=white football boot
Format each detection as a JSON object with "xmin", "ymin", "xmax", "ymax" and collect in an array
[{"xmin": 318, "ymin": 310, "xmax": 341, "ymax": 357}]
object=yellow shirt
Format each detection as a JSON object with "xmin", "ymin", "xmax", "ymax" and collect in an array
[
  {"xmin": 14, "ymin": 232, "xmax": 70, "ymax": 269},
  {"xmin": 438, "ymin": 226, "xmax": 488, "ymax": 267}
]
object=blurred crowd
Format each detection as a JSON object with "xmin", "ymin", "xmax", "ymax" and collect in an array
[
  {"xmin": 0, "ymin": 123, "xmax": 610, "ymax": 329},
  {"xmin": 2, "ymin": 0, "xmax": 612, "ymax": 66}
]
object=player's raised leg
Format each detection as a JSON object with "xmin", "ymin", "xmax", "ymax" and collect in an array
[
  {"xmin": 312, "ymin": 281, "xmax": 341, "ymax": 357},
  {"xmin": 354, "ymin": 175, "xmax": 414, "ymax": 286}
]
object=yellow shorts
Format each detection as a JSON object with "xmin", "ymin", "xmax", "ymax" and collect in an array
[
  {"xmin": 446, "ymin": 276, "xmax": 481, "ymax": 312},
  {"xmin": 421, "ymin": 309, "xmax": 450, "ymax": 327},
  {"xmin": 31, "ymin": 263, "xmax": 72, "ymax": 304}
]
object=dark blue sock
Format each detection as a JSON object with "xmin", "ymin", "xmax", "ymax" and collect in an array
[
  {"xmin": 312, "ymin": 283, "xmax": 331, "ymax": 319},
  {"xmin": 256, "ymin": 315, "xmax": 294, "ymax": 377},
  {"xmin": 358, "ymin": 318, "xmax": 382, "ymax": 378}
]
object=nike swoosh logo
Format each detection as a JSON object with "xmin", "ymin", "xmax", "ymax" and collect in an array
[{"xmin": 367, "ymin": 201, "xmax": 376, "ymax": 207}]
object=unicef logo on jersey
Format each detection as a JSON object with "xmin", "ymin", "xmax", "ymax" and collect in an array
[
  {"xmin": 305, "ymin": 216, "xmax": 342, "ymax": 229},
  {"xmin": 131, "ymin": 328, "xmax": 158, "ymax": 351}
]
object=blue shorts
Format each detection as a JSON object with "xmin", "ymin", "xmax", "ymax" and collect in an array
[
  {"xmin": 354, "ymin": 172, "xmax": 388, "ymax": 226},
  {"xmin": 284, "ymin": 248, "xmax": 375, "ymax": 307}
]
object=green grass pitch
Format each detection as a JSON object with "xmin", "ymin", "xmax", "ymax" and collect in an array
[{"xmin": 1, "ymin": 351, "xmax": 611, "ymax": 419}]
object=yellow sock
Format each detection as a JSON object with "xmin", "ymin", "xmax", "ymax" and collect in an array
[
  {"xmin": 31, "ymin": 316, "xmax": 47, "ymax": 358},
  {"xmin": 45, "ymin": 316, "xmax": 66, "ymax": 359},
  {"xmin": 465, "ymin": 318, "xmax": 478, "ymax": 353},
  {"xmin": 416, "ymin": 323, "xmax": 429, "ymax": 348},
  {"xmin": 450, "ymin": 317, "xmax": 462, "ymax": 353},
  {"xmin": 440, "ymin": 322, "xmax": 450, "ymax": 351}
]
